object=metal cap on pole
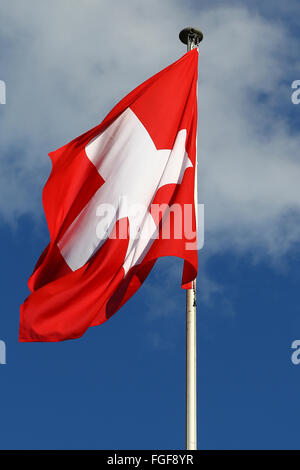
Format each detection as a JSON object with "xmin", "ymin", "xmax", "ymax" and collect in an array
[
  {"xmin": 179, "ymin": 27, "xmax": 203, "ymax": 51},
  {"xmin": 179, "ymin": 26, "xmax": 203, "ymax": 451}
]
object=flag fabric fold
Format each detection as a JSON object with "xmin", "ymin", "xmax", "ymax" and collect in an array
[{"xmin": 20, "ymin": 49, "xmax": 199, "ymax": 342}]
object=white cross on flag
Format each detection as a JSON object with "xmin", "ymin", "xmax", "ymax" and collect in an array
[{"xmin": 20, "ymin": 49, "xmax": 199, "ymax": 342}]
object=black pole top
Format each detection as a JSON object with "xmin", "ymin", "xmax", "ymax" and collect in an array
[{"xmin": 179, "ymin": 27, "xmax": 203, "ymax": 46}]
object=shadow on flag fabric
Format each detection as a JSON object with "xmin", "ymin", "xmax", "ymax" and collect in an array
[{"xmin": 20, "ymin": 49, "xmax": 199, "ymax": 342}]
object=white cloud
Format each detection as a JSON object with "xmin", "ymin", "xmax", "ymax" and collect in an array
[
  {"xmin": 197, "ymin": 7, "xmax": 300, "ymax": 260},
  {"xmin": 0, "ymin": 1, "xmax": 299, "ymax": 262}
]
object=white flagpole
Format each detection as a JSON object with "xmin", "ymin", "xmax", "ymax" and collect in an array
[{"xmin": 179, "ymin": 27, "xmax": 203, "ymax": 451}]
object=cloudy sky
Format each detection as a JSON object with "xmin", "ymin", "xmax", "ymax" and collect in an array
[{"xmin": 0, "ymin": 0, "xmax": 300, "ymax": 449}]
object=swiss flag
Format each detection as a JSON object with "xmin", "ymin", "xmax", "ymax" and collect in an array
[{"xmin": 20, "ymin": 49, "xmax": 199, "ymax": 342}]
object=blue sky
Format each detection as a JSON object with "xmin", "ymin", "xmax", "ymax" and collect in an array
[{"xmin": 0, "ymin": 0, "xmax": 300, "ymax": 449}]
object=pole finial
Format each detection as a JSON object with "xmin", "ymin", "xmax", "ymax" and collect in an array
[{"xmin": 179, "ymin": 27, "xmax": 203, "ymax": 49}]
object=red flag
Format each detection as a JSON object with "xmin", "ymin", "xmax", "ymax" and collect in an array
[{"xmin": 20, "ymin": 49, "xmax": 198, "ymax": 342}]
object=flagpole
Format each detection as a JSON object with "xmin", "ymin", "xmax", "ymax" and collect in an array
[{"xmin": 179, "ymin": 27, "xmax": 203, "ymax": 451}]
